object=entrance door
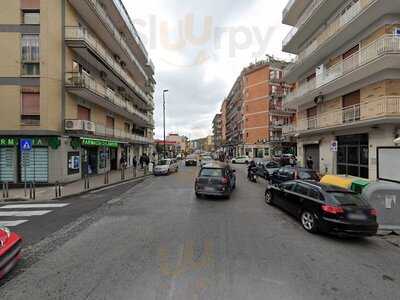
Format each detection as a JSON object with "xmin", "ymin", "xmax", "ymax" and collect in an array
[
  {"xmin": 110, "ymin": 148, "xmax": 117, "ymax": 170},
  {"xmin": 304, "ymin": 144, "xmax": 320, "ymax": 172},
  {"xmin": 0, "ymin": 147, "xmax": 16, "ymax": 183},
  {"xmin": 337, "ymin": 134, "xmax": 369, "ymax": 178},
  {"xmin": 20, "ymin": 147, "xmax": 49, "ymax": 183}
]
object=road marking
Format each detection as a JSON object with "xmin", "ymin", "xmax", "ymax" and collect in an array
[
  {"xmin": 1, "ymin": 203, "xmax": 70, "ymax": 209},
  {"xmin": 0, "ymin": 210, "xmax": 52, "ymax": 217},
  {"xmin": 0, "ymin": 220, "xmax": 29, "ymax": 227}
]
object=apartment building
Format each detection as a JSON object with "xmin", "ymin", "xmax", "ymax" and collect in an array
[
  {"xmin": 166, "ymin": 133, "xmax": 188, "ymax": 154},
  {"xmin": 221, "ymin": 99, "xmax": 227, "ymax": 145},
  {"xmin": 241, "ymin": 58, "xmax": 295, "ymax": 158},
  {"xmin": 282, "ymin": 0, "xmax": 400, "ymax": 179},
  {"xmin": 222, "ymin": 58, "xmax": 295, "ymax": 158},
  {"xmin": 212, "ymin": 114, "xmax": 222, "ymax": 149},
  {"xmin": 0, "ymin": 0, "xmax": 155, "ymax": 184}
]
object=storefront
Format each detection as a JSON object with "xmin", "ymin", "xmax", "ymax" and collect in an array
[
  {"xmin": 337, "ymin": 134, "xmax": 369, "ymax": 179},
  {"xmin": 0, "ymin": 138, "xmax": 18, "ymax": 183},
  {"xmin": 79, "ymin": 138, "xmax": 119, "ymax": 176}
]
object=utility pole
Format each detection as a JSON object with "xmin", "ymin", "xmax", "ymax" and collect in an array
[{"xmin": 163, "ymin": 89, "xmax": 169, "ymax": 159}]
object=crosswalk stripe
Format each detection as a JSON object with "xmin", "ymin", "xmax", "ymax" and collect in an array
[
  {"xmin": 0, "ymin": 220, "xmax": 29, "ymax": 227},
  {"xmin": 1, "ymin": 203, "xmax": 70, "ymax": 209},
  {"xmin": 0, "ymin": 210, "xmax": 52, "ymax": 217}
]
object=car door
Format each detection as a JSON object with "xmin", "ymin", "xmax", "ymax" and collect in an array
[
  {"xmin": 288, "ymin": 183, "xmax": 310, "ymax": 216},
  {"xmin": 274, "ymin": 182, "xmax": 295, "ymax": 209},
  {"xmin": 272, "ymin": 168, "xmax": 284, "ymax": 184}
]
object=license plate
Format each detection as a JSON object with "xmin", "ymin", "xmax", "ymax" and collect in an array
[
  {"xmin": 348, "ymin": 213, "xmax": 367, "ymax": 221},
  {"xmin": 204, "ymin": 187, "xmax": 215, "ymax": 192}
]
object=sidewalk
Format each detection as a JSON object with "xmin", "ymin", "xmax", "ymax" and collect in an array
[{"xmin": 1, "ymin": 167, "xmax": 151, "ymax": 202}]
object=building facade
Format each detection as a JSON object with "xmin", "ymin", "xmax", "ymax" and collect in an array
[
  {"xmin": 0, "ymin": 0, "xmax": 155, "ymax": 184},
  {"xmin": 221, "ymin": 57, "xmax": 295, "ymax": 158},
  {"xmin": 282, "ymin": 0, "xmax": 400, "ymax": 179},
  {"xmin": 166, "ymin": 133, "xmax": 188, "ymax": 154},
  {"xmin": 221, "ymin": 99, "xmax": 227, "ymax": 145},
  {"xmin": 212, "ymin": 114, "xmax": 222, "ymax": 149}
]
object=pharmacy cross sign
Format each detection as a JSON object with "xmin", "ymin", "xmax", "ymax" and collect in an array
[{"xmin": 20, "ymin": 139, "xmax": 33, "ymax": 152}]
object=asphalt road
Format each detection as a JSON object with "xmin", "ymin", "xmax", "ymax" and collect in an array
[{"xmin": 0, "ymin": 163, "xmax": 399, "ymax": 300}]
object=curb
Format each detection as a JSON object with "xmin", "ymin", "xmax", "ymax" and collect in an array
[{"xmin": 1, "ymin": 174, "xmax": 153, "ymax": 204}]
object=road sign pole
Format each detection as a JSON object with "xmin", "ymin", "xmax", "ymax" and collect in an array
[{"xmin": 24, "ymin": 152, "xmax": 27, "ymax": 197}]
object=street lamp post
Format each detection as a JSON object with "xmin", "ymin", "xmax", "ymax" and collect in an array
[{"xmin": 163, "ymin": 89, "xmax": 169, "ymax": 159}]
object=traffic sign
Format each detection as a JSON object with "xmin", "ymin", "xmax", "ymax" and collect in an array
[
  {"xmin": 20, "ymin": 139, "xmax": 33, "ymax": 152},
  {"xmin": 330, "ymin": 140, "xmax": 338, "ymax": 152}
]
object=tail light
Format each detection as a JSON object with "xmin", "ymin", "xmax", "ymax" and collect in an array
[
  {"xmin": 322, "ymin": 205, "xmax": 344, "ymax": 215},
  {"xmin": 221, "ymin": 177, "xmax": 228, "ymax": 185},
  {"xmin": 370, "ymin": 208, "xmax": 378, "ymax": 216}
]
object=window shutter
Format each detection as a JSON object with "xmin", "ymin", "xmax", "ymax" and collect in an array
[
  {"xmin": 21, "ymin": 0, "xmax": 40, "ymax": 9},
  {"xmin": 22, "ymin": 92, "xmax": 40, "ymax": 115}
]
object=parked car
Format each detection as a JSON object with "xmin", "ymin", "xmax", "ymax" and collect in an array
[
  {"xmin": 231, "ymin": 156, "xmax": 250, "ymax": 164},
  {"xmin": 0, "ymin": 225, "xmax": 22, "ymax": 279},
  {"xmin": 154, "ymin": 159, "xmax": 179, "ymax": 176},
  {"xmin": 199, "ymin": 155, "xmax": 213, "ymax": 167},
  {"xmin": 195, "ymin": 162, "xmax": 236, "ymax": 198},
  {"xmin": 185, "ymin": 155, "xmax": 198, "ymax": 167},
  {"xmin": 270, "ymin": 166, "xmax": 320, "ymax": 185},
  {"xmin": 255, "ymin": 160, "xmax": 280, "ymax": 180},
  {"xmin": 264, "ymin": 181, "xmax": 378, "ymax": 236}
]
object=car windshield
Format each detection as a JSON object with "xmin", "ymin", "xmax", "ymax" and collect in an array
[
  {"xmin": 202, "ymin": 156, "xmax": 212, "ymax": 160},
  {"xmin": 158, "ymin": 160, "xmax": 170, "ymax": 166},
  {"xmin": 200, "ymin": 168, "xmax": 223, "ymax": 177},
  {"xmin": 328, "ymin": 192, "xmax": 370, "ymax": 207}
]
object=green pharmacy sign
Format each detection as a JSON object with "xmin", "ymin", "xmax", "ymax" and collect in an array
[
  {"xmin": 0, "ymin": 138, "xmax": 18, "ymax": 146},
  {"xmin": 81, "ymin": 138, "xmax": 119, "ymax": 148}
]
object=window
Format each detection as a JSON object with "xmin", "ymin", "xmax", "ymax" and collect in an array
[
  {"xmin": 200, "ymin": 168, "xmax": 223, "ymax": 177},
  {"xmin": 293, "ymin": 184, "xmax": 308, "ymax": 196},
  {"xmin": 22, "ymin": 10, "xmax": 40, "ymax": 24},
  {"xmin": 21, "ymin": 35, "xmax": 40, "ymax": 76},
  {"xmin": 124, "ymin": 122, "xmax": 131, "ymax": 132},
  {"xmin": 309, "ymin": 188, "xmax": 323, "ymax": 201},
  {"xmin": 77, "ymin": 105, "xmax": 90, "ymax": 121},
  {"xmin": 21, "ymin": 88, "xmax": 40, "ymax": 125}
]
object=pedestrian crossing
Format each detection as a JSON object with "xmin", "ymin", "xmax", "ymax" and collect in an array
[{"xmin": 0, "ymin": 203, "xmax": 70, "ymax": 227}]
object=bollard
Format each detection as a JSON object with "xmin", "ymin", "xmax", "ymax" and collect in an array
[
  {"xmin": 133, "ymin": 167, "xmax": 137, "ymax": 178},
  {"xmin": 29, "ymin": 182, "xmax": 36, "ymax": 200},
  {"xmin": 104, "ymin": 172, "xmax": 109, "ymax": 185},
  {"xmin": 83, "ymin": 175, "xmax": 90, "ymax": 190},
  {"xmin": 121, "ymin": 168, "xmax": 125, "ymax": 180},
  {"xmin": 55, "ymin": 182, "xmax": 62, "ymax": 198},
  {"xmin": 2, "ymin": 182, "xmax": 9, "ymax": 199},
  {"xmin": 144, "ymin": 166, "xmax": 148, "ymax": 176}
]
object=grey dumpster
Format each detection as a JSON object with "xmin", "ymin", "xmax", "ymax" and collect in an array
[{"xmin": 362, "ymin": 181, "xmax": 400, "ymax": 232}]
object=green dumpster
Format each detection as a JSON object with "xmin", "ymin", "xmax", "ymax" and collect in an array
[{"xmin": 350, "ymin": 179, "xmax": 370, "ymax": 194}]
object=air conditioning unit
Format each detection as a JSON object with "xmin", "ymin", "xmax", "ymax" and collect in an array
[
  {"xmin": 83, "ymin": 121, "xmax": 96, "ymax": 133},
  {"xmin": 65, "ymin": 120, "xmax": 84, "ymax": 131}
]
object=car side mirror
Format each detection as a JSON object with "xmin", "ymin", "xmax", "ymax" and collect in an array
[{"xmin": 232, "ymin": 170, "xmax": 236, "ymax": 173}]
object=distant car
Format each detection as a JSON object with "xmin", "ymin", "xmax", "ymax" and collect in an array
[
  {"xmin": 154, "ymin": 159, "xmax": 179, "ymax": 176},
  {"xmin": 199, "ymin": 155, "xmax": 213, "ymax": 167},
  {"xmin": 195, "ymin": 162, "xmax": 236, "ymax": 198},
  {"xmin": 271, "ymin": 166, "xmax": 320, "ymax": 185},
  {"xmin": 185, "ymin": 156, "xmax": 197, "ymax": 166},
  {"xmin": 231, "ymin": 156, "xmax": 250, "ymax": 164},
  {"xmin": 255, "ymin": 160, "xmax": 280, "ymax": 180},
  {"xmin": 0, "ymin": 225, "xmax": 22, "ymax": 279},
  {"xmin": 264, "ymin": 181, "xmax": 378, "ymax": 236}
]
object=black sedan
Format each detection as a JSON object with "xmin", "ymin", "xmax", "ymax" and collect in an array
[
  {"xmin": 271, "ymin": 166, "xmax": 319, "ymax": 185},
  {"xmin": 264, "ymin": 181, "xmax": 378, "ymax": 237}
]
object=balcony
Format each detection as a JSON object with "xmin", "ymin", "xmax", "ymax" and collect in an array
[
  {"xmin": 283, "ymin": 0, "xmax": 313, "ymax": 26},
  {"xmin": 294, "ymin": 96, "xmax": 400, "ymax": 135},
  {"xmin": 65, "ymin": 27, "xmax": 152, "ymax": 109},
  {"xmin": 65, "ymin": 120, "xmax": 152, "ymax": 144},
  {"xmin": 285, "ymin": 35, "xmax": 400, "ymax": 108},
  {"xmin": 282, "ymin": 124, "xmax": 296, "ymax": 135},
  {"xmin": 284, "ymin": 0, "xmax": 396, "ymax": 82},
  {"xmin": 68, "ymin": 0, "xmax": 152, "ymax": 83},
  {"xmin": 65, "ymin": 73, "xmax": 151, "ymax": 127}
]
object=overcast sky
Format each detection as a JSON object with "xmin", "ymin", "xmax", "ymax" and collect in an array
[{"xmin": 123, "ymin": 0, "xmax": 293, "ymax": 140}]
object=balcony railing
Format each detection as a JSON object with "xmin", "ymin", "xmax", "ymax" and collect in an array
[
  {"xmin": 282, "ymin": 124, "xmax": 296, "ymax": 135},
  {"xmin": 283, "ymin": 0, "xmax": 325, "ymax": 47},
  {"xmin": 285, "ymin": 0, "xmax": 376, "ymax": 76},
  {"xmin": 286, "ymin": 34, "xmax": 400, "ymax": 104},
  {"xmin": 65, "ymin": 72, "xmax": 150, "ymax": 123},
  {"xmin": 296, "ymin": 96, "xmax": 400, "ymax": 132},
  {"xmin": 86, "ymin": 0, "xmax": 150, "ymax": 79},
  {"xmin": 65, "ymin": 27, "xmax": 151, "ymax": 106}
]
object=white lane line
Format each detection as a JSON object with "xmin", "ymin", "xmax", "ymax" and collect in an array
[
  {"xmin": 1, "ymin": 203, "xmax": 70, "ymax": 209},
  {"xmin": 0, "ymin": 210, "xmax": 52, "ymax": 217},
  {"xmin": 0, "ymin": 220, "xmax": 29, "ymax": 227}
]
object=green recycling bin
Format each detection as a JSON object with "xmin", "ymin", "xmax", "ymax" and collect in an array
[{"xmin": 350, "ymin": 179, "xmax": 370, "ymax": 194}]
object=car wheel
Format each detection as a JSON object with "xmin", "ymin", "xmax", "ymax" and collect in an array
[
  {"xmin": 264, "ymin": 190, "xmax": 274, "ymax": 205},
  {"xmin": 300, "ymin": 210, "xmax": 319, "ymax": 233}
]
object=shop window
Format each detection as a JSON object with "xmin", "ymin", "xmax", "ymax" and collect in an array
[
  {"xmin": 22, "ymin": 10, "xmax": 40, "ymax": 24},
  {"xmin": 21, "ymin": 88, "xmax": 40, "ymax": 125},
  {"xmin": 21, "ymin": 35, "xmax": 40, "ymax": 76}
]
